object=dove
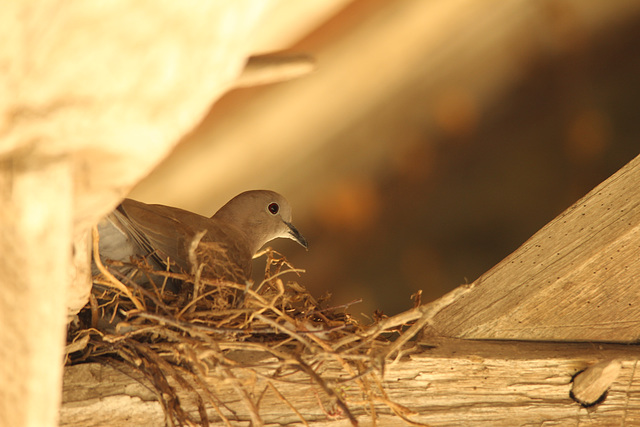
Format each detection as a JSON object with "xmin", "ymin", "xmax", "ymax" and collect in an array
[{"xmin": 94, "ymin": 190, "xmax": 307, "ymax": 285}]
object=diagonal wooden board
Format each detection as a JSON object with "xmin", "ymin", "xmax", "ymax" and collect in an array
[{"xmin": 430, "ymin": 153, "xmax": 640, "ymax": 342}]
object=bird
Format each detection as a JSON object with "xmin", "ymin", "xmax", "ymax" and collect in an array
[{"xmin": 94, "ymin": 190, "xmax": 308, "ymax": 286}]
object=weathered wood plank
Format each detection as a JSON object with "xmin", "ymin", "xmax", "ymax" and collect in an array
[
  {"xmin": 431, "ymin": 153, "xmax": 640, "ymax": 342},
  {"xmin": 60, "ymin": 339, "xmax": 640, "ymax": 426}
]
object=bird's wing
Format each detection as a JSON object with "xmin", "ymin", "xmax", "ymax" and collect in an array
[
  {"xmin": 117, "ymin": 199, "xmax": 253, "ymax": 281},
  {"xmin": 116, "ymin": 199, "xmax": 206, "ymax": 272}
]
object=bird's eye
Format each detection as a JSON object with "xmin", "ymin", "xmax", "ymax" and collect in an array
[{"xmin": 268, "ymin": 202, "xmax": 279, "ymax": 215}]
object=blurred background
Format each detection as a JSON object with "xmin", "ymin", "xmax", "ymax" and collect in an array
[{"xmin": 130, "ymin": 0, "xmax": 640, "ymax": 319}]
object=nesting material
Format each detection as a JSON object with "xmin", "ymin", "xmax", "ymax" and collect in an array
[{"xmin": 67, "ymin": 244, "xmax": 426, "ymax": 426}]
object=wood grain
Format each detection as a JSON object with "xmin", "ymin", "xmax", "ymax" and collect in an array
[{"xmin": 61, "ymin": 338, "xmax": 640, "ymax": 426}]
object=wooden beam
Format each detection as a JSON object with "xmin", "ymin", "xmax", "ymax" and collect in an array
[
  {"xmin": 60, "ymin": 338, "xmax": 640, "ymax": 426},
  {"xmin": 431, "ymin": 153, "xmax": 640, "ymax": 342}
]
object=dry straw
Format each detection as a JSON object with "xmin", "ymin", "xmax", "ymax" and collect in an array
[{"xmin": 67, "ymin": 233, "xmax": 441, "ymax": 426}]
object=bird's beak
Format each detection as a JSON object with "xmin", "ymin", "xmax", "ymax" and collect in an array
[{"xmin": 284, "ymin": 221, "xmax": 308, "ymax": 250}]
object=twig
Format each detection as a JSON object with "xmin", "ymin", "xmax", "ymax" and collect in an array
[
  {"xmin": 91, "ymin": 226, "xmax": 145, "ymax": 311},
  {"xmin": 383, "ymin": 283, "xmax": 473, "ymax": 361}
]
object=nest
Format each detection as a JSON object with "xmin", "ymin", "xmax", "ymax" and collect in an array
[{"xmin": 66, "ymin": 237, "xmax": 432, "ymax": 426}]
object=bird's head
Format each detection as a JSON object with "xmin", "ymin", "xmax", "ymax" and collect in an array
[{"xmin": 213, "ymin": 190, "xmax": 308, "ymax": 253}]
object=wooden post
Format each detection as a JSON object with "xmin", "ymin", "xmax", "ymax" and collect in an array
[{"xmin": 0, "ymin": 157, "xmax": 72, "ymax": 427}]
